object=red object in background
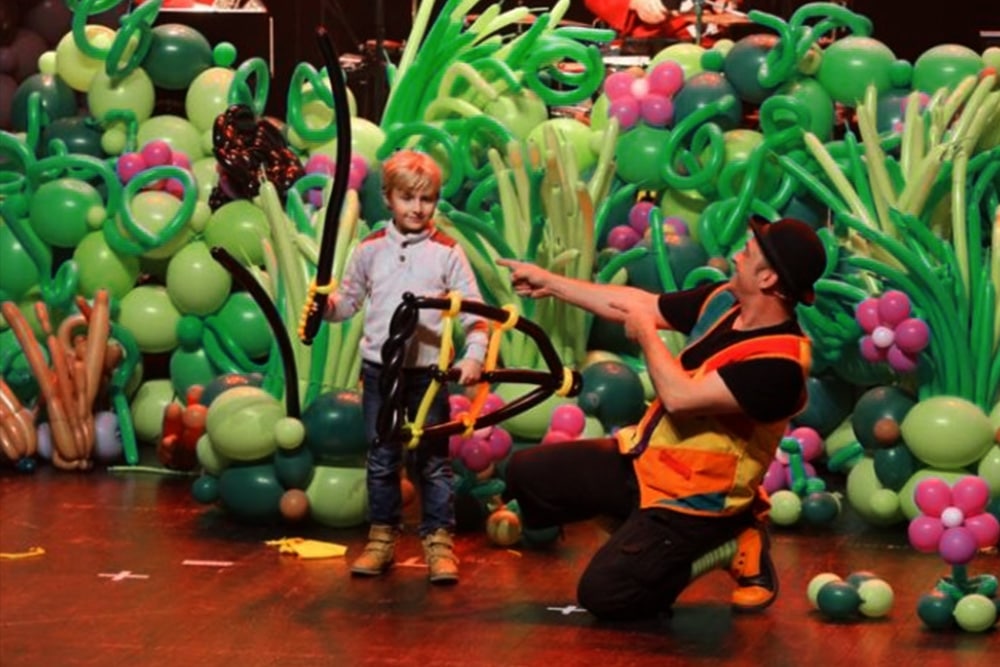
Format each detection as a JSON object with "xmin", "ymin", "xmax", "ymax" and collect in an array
[{"xmin": 585, "ymin": 0, "xmax": 689, "ymax": 39}]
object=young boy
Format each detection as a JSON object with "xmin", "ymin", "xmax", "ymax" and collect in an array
[{"xmin": 324, "ymin": 150, "xmax": 488, "ymax": 584}]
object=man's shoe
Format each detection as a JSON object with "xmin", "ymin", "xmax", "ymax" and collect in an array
[
  {"xmin": 729, "ymin": 526, "xmax": 778, "ymax": 611},
  {"xmin": 422, "ymin": 529, "xmax": 459, "ymax": 584},
  {"xmin": 350, "ymin": 524, "xmax": 398, "ymax": 576}
]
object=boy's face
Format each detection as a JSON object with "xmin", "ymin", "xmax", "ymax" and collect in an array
[{"xmin": 386, "ymin": 186, "xmax": 439, "ymax": 234}]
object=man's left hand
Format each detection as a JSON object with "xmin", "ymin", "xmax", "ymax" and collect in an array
[
  {"xmin": 609, "ymin": 301, "xmax": 659, "ymax": 342},
  {"xmin": 454, "ymin": 358, "xmax": 483, "ymax": 385}
]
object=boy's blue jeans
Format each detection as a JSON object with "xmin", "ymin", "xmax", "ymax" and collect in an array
[{"xmin": 361, "ymin": 361, "xmax": 454, "ymax": 537}]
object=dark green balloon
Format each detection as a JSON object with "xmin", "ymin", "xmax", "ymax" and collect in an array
[
  {"xmin": 794, "ymin": 374, "xmax": 855, "ymax": 437},
  {"xmin": 191, "ymin": 474, "xmax": 219, "ymax": 503},
  {"xmin": 850, "ymin": 385, "xmax": 916, "ymax": 450},
  {"xmin": 873, "ymin": 444, "xmax": 917, "ymax": 491},
  {"xmin": 874, "ymin": 88, "xmax": 913, "ymax": 134},
  {"xmin": 40, "ymin": 116, "xmax": 105, "ymax": 158},
  {"xmin": 10, "ymin": 73, "xmax": 77, "ymax": 133},
  {"xmin": 917, "ymin": 592, "xmax": 956, "ymax": 631},
  {"xmin": 673, "ymin": 72, "xmax": 743, "ymax": 131},
  {"xmin": 301, "ymin": 390, "xmax": 367, "ymax": 465},
  {"xmin": 218, "ymin": 463, "xmax": 284, "ymax": 523},
  {"xmin": 142, "ymin": 24, "xmax": 213, "ymax": 91},
  {"xmin": 199, "ymin": 372, "xmax": 265, "ymax": 407},
  {"xmin": 578, "ymin": 360, "xmax": 646, "ymax": 430},
  {"xmin": 274, "ymin": 447, "xmax": 315, "ymax": 489},
  {"xmin": 587, "ymin": 315, "xmax": 641, "ymax": 358},
  {"xmin": 723, "ymin": 34, "xmax": 780, "ymax": 105},
  {"xmin": 801, "ymin": 491, "xmax": 840, "ymax": 525},
  {"xmin": 817, "ymin": 581, "xmax": 861, "ymax": 619}
]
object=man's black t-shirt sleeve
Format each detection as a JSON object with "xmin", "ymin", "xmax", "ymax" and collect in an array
[
  {"xmin": 656, "ymin": 282, "xmax": 723, "ymax": 334},
  {"xmin": 718, "ymin": 358, "xmax": 806, "ymax": 423}
]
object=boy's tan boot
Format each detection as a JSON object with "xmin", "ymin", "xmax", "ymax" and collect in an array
[
  {"xmin": 421, "ymin": 528, "xmax": 459, "ymax": 584},
  {"xmin": 350, "ymin": 524, "xmax": 399, "ymax": 576}
]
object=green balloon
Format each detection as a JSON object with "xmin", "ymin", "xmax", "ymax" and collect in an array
[
  {"xmin": 122, "ymin": 190, "xmax": 192, "ymax": 260},
  {"xmin": 40, "ymin": 116, "xmax": 106, "ymax": 158},
  {"xmin": 856, "ymin": 579, "xmax": 894, "ymax": 618},
  {"xmin": 205, "ymin": 386, "xmax": 284, "ymax": 461},
  {"xmin": 977, "ymin": 445, "xmax": 1000, "ymax": 497},
  {"xmin": 87, "ymin": 67, "xmax": 156, "ymax": 124},
  {"xmin": 218, "ymin": 463, "xmax": 284, "ymax": 522},
  {"xmin": 165, "ymin": 241, "xmax": 232, "ymax": 316},
  {"xmin": 492, "ymin": 384, "xmax": 574, "ymax": 440},
  {"xmin": 845, "ymin": 457, "xmax": 903, "ymax": 526},
  {"xmin": 800, "ymin": 491, "xmax": 839, "ymax": 525},
  {"xmin": 723, "ymin": 34, "xmax": 780, "ymax": 105},
  {"xmin": 185, "ymin": 66, "xmax": 235, "ymax": 132},
  {"xmin": 191, "ymin": 157, "xmax": 219, "ymax": 202},
  {"xmin": 203, "ymin": 199, "xmax": 269, "ymax": 266},
  {"xmin": 143, "ymin": 23, "xmax": 213, "ymax": 91},
  {"xmin": 795, "ymin": 375, "xmax": 855, "ymax": 438},
  {"xmin": 528, "ymin": 118, "xmax": 596, "ymax": 173},
  {"xmin": 211, "ymin": 292, "xmax": 271, "ymax": 359},
  {"xmin": 851, "ymin": 385, "xmax": 916, "ymax": 450},
  {"xmin": 30, "ymin": 178, "xmax": 103, "ymax": 248},
  {"xmin": 300, "ymin": 390, "xmax": 367, "ymax": 465},
  {"xmin": 816, "ymin": 581, "xmax": 861, "ymax": 619},
  {"xmin": 73, "ymin": 230, "xmax": 140, "ymax": 300},
  {"xmin": 169, "ymin": 347, "xmax": 218, "ymax": 397},
  {"xmin": 10, "ymin": 73, "xmax": 77, "ymax": 132},
  {"xmin": 953, "ymin": 594, "xmax": 997, "ymax": 633},
  {"xmin": 912, "ymin": 45, "xmax": 984, "ymax": 95},
  {"xmin": 775, "ymin": 77, "xmax": 836, "ymax": 142},
  {"xmin": 659, "ymin": 188, "xmax": 708, "ymax": 234},
  {"xmin": 191, "ymin": 474, "xmax": 219, "ymax": 503},
  {"xmin": 873, "ymin": 444, "xmax": 917, "ymax": 491},
  {"xmin": 0, "ymin": 220, "xmax": 40, "ymax": 300},
  {"xmin": 769, "ymin": 489, "xmax": 803, "ymax": 526},
  {"xmin": 55, "ymin": 25, "xmax": 115, "ymax": 92},
  {"xmin": 808, "ymin": 573, "xmax": 842, "ymax": 608},
  {"xmin": 196, "ymin": 433, "xmax": 230, "ymax": 474},
  {"xmin": 614, "ymin": 124, "xmax": 671, "ymax": 189},
  {"xmin": 306, "ymin": 464, "xmax": 368, "ymax": 528},
  {"xmin": 578, "ymin": 360, "xmax": 646, "ymax": 430},
  {"xmin": 137, "ymin": 114, "xmax": 205, "ymax": 162},
  {"xmin": 119, "ymin": 285, "xmax": 182, "ymax": 353},
  {"xmin": 129, "ymin": 379, "xmax": 177, "ymax": 443},
  {"xmin": 650, "ymin": 43, "xmax": 705, "ymax": 80},
  {"xmin": 816, "ymin": 36, "xmax": 897, "ymax": 107},
  {"xmin": 917, "ymin": 592, "xmax": 956, "ymax": 631},
  {"xmin": 900, "ymin": 396, "xmax": 993, "ymax": 468},
  {"xmin": 673, "ymin": 72, "xmax": 743, "ymax": 130},
  {"xmin": 274, "ymin": 447, "xmax": 315, "ymax": 489}
]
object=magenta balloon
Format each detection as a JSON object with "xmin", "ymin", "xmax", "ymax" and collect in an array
[
  {"xmin": 116, "ymin": 152, "xmax": 147, "ymax": 183},
  {"xmin": 487, "ymin": 427, "xmax": 513, "ymax": 461},
  {"xmin": 607, "ymin": 224, "xmax": 641, "ymax": 250},
  {"xmin": 908, "ymin": 515, "xmax": 944, "ymax": 553},
  {"xmin": 855, "ymin": 297, "xmax": 881, "ymax": 332},
  {"xmin": 448, "ymin": 393, "xmax": 472, "ymax": 418},
  {"xmin": 604, "ymin": 71, "xmax": 636, "ymax": 101},
  {"xmin": 763, "ymin": 459, "xmax": 785, "ymax": 494},
  {"xmin": 640, "ymin": 94, "xmax": 674, "ymax": 127},
  {"xmin": 963, "ymin": 514, "xmax": 1000, "ymax": 548},
  {"xmin": 951, "ymin": 476, "xmax": 990, "ymax": 515},
  {"xmin": 914, "ymin": 477, "xmax": 953, "ymax": 516},
  {"xmin": 789, "ymin": 426, "xmax": 823, "ymax": 461},
  {"xmin": 647, "ymin": 61, "xmax": 684, "ymax": 97},
  {"xmin": 541, "ymin": 429, "xmax": 574, "ymax": 445},
  {"xmin": 482, "ymin": 393, "xmax": 505, "ymax": 415},
  {"xmin": 628, "ymin": 201, "xmax": 655, "ymax": 233},
  {"xmin": 859, "ymin": 336, "xmax": 886, "ymax": 362},
  {"xmin": 662, "ymin": 216, "xmax": 689, "ymax": 236},
  {"xmin": 894, "ymin": 317, "xmax": 929, "ymax": 354},
  {"xmin": 887, "ymin": 345, "xmax": 918, "ymax": 373},
  {"xmin": 609, "ymin": 97, "xmax": 641, "ymax": 129},
  {"xmin": 877, "ymin": 290, "xmax": 911, "ymax": 325},
  {"xmin": 550, "ymin": 404, "xmax": 586, "ymax": 437},
  {"xmin": 448, "ymin": 434, "xmax": 464, "ymax": 459},
  {"xmin": 460, "ymin": 437, "xmax": 493, "ymax": 472},
  {"xmin": 939, "ymin": 526, "xmax": 978, "ymax": 565}
]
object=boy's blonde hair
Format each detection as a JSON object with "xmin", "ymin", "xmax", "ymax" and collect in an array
[{"xmin": 381, "ymin": 150, "xmax": 442, "ymax": 197}]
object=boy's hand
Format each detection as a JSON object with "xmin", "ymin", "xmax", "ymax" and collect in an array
[
  {"xmin": 629, "ymin": 0, "xmax": 669, "ymax": 23},
  {"xmin": 497, "ymin": 258, "xmax": 553, "ymax": 298},
  {"xmin": 454, "ymin": 358, "xmax": 483, "ymax": 385},
  {"xmin": 325, "ymin": 292, "xmax": 339, "ymax": 315}
]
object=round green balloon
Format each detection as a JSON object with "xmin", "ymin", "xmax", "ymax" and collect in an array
[
  {"xmin": 723, "ymin": 34, "xmax": 780, "ymax": 104},
  {"xmin": 165, "ymin": 241, "xmax": 232, "ymax": 316},
  {"xmin": 142, "ymin": 23, "xmax": 213, "ymax": 91},
  {"xmin": 73, "ymin": 231, "xmax": 140, "ymax": 300},
  {"xmin": 491, "ymin": 385, "xmax": 575, "ymax": 440},
  {"xmin": 274, "ymin": 446, "xmax": 314, "ymax": 489},
  {"xmin": 851, "ymin": 385, "xmax": 916, "ymax": 450},
  {"xmin": 0, "ymin": 220, "xmax": 40, "ymax": 300},
  {"xmin": 796, "ymin": 375, "xmax": 855, "ymax": 438},
  {"xmin": 614, "ymin": 124, "xmax": 671, "ymax": 190},
  {"xmin": 306, "ymin": 464, "xmax": 368, "ymax": 527},
  {"xmin": 205, "ymin": 386, "xmax": 284, "ymax": 461},
  {"xmin": 770, "ymin": 489, "xmax": 802, "ymax": 526},
  {"xmin": 578, "ymin": 360, "xmax": 647, "ymax": 430},
  {"xmin": 528, "ymin": 118, "xmax": 597, "ymax": 173},
  {"xmin": 119, "ymin": 285, "xmax": 182, "ymax": 353},
  {"xmin": 912, "ymin": 45, "xmax": 984, "ymax": 95},
  {"xmin": 30, "ymin": 178, "xmax": 103, "ymax": 248},
  {"xmin": 816, "ymin": 36, "xmax": 896, "ymax": 107},
  {"xmin": 868, "ymin": 488, "xmax": 901, "ymax": 520},
  {"xmin": 87, "ymin": 67, "xmax": 155, "ymax": 124},
  {"xmin": 10, "ymin": 73, "xmax": 77, "ymax": 132},
  {"xmin": 40, "ymin": 116, "xmax": 106, "ymax": 158},
  {"xmin": 55, "ymin": 24, "xmax": 115, "ymax": 92},
  {"xmin": 650, "ymin": 43, "xmax": 705, "ymax": 79},
  {"xmin": 659, "ymin": 188, "xmax": 708, "ymax": 235},
  {"xmin": 120, "ymin": 190, "xmax": 192, "ymax": 260},
  {"xmin": 873, "ymin": 444, "xmax": 917, "ymax": 491},
  {"xmin": 196, "ymin": 433, "xmax": 230, "ymax": 475},
  {"xmin": 977, "ymin": 445, "xmax": 1000, "ymax": 497},
  {"xmin": 211, "ymin": 292, "xmax": 271, "ymax": 360},
  {"xmin": 816, "ymin": 581, "xmax": 861, "ymax": 619},
  {"xmin": 801, "ymin": 491, "xmax": 839, "ymax": 525},
  {"xmin": 953, "ymin": 594, "xmax": 997, "ymax": 633},
  {"xmin": 673, "ymin": 72, "xmax": 742, "ymax": 131},
  {"xmin": 185, "ymin": 66, "xmax": 235, "ymax": 132},
  {"xmin": 129, "ymin": 379, "xmax": 177, "ymax": 443},
  {"xmin": 218, "ymin": 463, "xmax": 284, "ymax": 522},
  {"xmin": 900, "ymin": 396, "xmax": 993, "ymax": 468},
  {"xmin": 274, "ymin": 417, "xmax": 306, "ymax": 450},
  {"xmin": 137, "ymin": 114, "xmax": 205, "ymax": 161},
  {"xmin": 191, "ymin": 157, "xmax": 219, "ymax": 201},
  {"xmin": 169, "ymin": 347, "xmax": 218, "ymax": 397},
  {"xmin": 203, "ymin": 199, "xmax": 269, "ymax": 266},
  {"xmin": 917, "ymin": 591, "xmax": 956, "ymax": 631},
  {"xmin": 807, "ymin": 573, "xmax": 842, "ymax": 608},
  {"xmin": 857, "ymin": 579, "xmax": 894, "ymax": 618},
  {"xmin": 191, "ymin": 474, "xmax": 219, "ymax": 503},
  {"xmin": 775, "ymin": 77, "xmax": 836, "ymax": 142},
  {"xmin": 301, "ymin": 390, "xmax": 367, "ymax": 465},
  {"xmin": 845, "ymin": 457, "xmax": 903, "ymax": 525}
]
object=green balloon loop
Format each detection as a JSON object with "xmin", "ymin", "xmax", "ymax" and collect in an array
[
  {"xmin": 662, "ymin": 97, "xmax": 734, "ymax": 191},
  {"xmin": 377, "ymin": 122, "xmax": 462, "ymax": 198},
  {"xmin": 23, "ymin": 92, "xmax": 48, "ymax": 158},
  {"xmin": 683, "ymin": 265, "xmax": 728, "ymax": 289},
  {"xmin": 286, "ymin": 63, "xmax": 338, "ymax": 144},
  {"xmin": 0, "ymin": 132, "xmax": 34, "ymax": 196},
  {"xmin": 115, "ymin": 166, "xmax": 196, "ymax": 251},
  {"xmin": 521, "ymin": 36, "xmax": 605, "ymax": 107},
  {"xmin": 229, "ymin": 57, "xmax": 270, "ymax": 117},
  {"xmin": 759, "ymin": 94, "xmax": 812, "ymax": 137},
  {"xmin": 647, "ymin": 207, "xmax": 678, "ymax": 292},
  {"xmin": 70, "ymin": 0, "xmax": 118, "ymax": 60},
  {"xmin": 465, "ymin": 174, "xmax": 499, "ymax": 215},
  {"xmin": 456, "ymin": 115, "xmax": 512, "ymax": 181},
  {"xmin": 27, "ymin": 153, "xmax": 122, "ymax": 217},
  {"xmin": 105, "ymin": 0, "xmax": 162, "ymax": 80}
]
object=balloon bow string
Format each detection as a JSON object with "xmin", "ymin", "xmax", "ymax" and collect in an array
[{"xmin": 375, "ymin": 292, "xmax": 581, "ymax": 451}]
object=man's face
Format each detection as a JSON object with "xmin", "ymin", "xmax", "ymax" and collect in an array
[
  {"xmin": 386, "ymin": 187, "xmax": 438, "ymax": 234},
  {"xmin": 731, "ymin": 236, "xmax": 775, "ymax": 296}
]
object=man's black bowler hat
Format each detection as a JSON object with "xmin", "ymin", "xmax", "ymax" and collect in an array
[{"xmin": 748, "ymin": 216, "xmax": 827, "ymax": 306}]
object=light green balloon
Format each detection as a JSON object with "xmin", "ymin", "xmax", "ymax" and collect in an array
[
  {"xmin": 953, "ymin": 594, "xmax": 997, "ymax": 633},
  {"xmin": 900, "ymin": 396, "xmax": 993, "ymax": 468},
  {"xmin": 119, "ymin": 285, "xmax": 182, "ymax": 353},
  {"xmin": 977, "ymin": 445, "xmax": 1000, "ymax": 497},
  {"xmin": 770, "ymin": 489, "xmax": 802, "ymax": 526},
  {"xmin": 857, "ymin": 579, "xmax": 894, "ymax": 618},
  {"xmin": 203, "ymin": 199, "xmax": 269, "ymax": 266},
  {"xmin": 823, "ymin": 417, "xmax": 859, "ymax": 458},
  {"xmin": 165, "ymin": 241, "xmax": 231, "ymax": 315},
  {"xmin": 314, "ymin": 116, "xmax": 386, "ymax": 169},
  {"xmin": 527, "ymin": 118, "xmax": 596, "ymax": 173},
  {"xmin": 185, "ymin": 66, "xmax": 235, "ymax": 131},
  {"xmin": 580, "ymin": 415, "xmax": 606, "ymax": 439},
  {"xmin": 191, "ymin": 157, "xmax": 219, "ymax": 201},
  {"xmin": 87, "ymin": 66, "xmax": 155, "ymax": 124},
  {"xmin": 196, "ymin": 433, "xmax": 230, "ymax": 475},
  {"xmin": 807, "ymin": 572, "xmax": 841, "ymax": 608},
  {"xmin": 137, "ymin": 114, "xmax": 205, "ymax": 161},
  {"xmin": 73, "ymin": 231, "xmax": 140, "ymax": 299},
  {"xmin": 205, "ymin": 386, "xmax": 284, "ymax": 461},
  {"xmin": 0, "ymin": 220, "xmax": 40, "ymax": 300},
  {"xmin": 845, "ymin": 457, "xmax": 903, "ymax": 526},
  {"xmin": 492, "ymin": 384, "xmax": 574, "ymax": 440},
  {"xmin": 898, "ymin": 468, "xmax": 969, "ymax": 519},
  {"xmin": 650, "ymin": 43, "xmax": 706, "ymax": 80},
  {"xmin": 121, "ymin": 190, "xmax": 192, "ymax": 260},
  {"xmin": 869, "ymin": 488, "xmax": 901, "ymax": 521},
  {"xmin": 306, "ymin": 465, "xmax": 368, "ymax": 528},
  {"xmin": 129, "ymin": 379, "xmax": 177, "ymax": 443},
  {"xmin": 55, "ymin": 25, "xmax": 115, "ymax": 92}
]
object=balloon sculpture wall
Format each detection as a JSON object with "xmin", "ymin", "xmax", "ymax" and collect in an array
[{"xmin": 1, "ymin": 0, "xmax": 998, "ymax": 612}]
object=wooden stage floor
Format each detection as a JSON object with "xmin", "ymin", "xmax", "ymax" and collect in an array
[{"xmin": 1, "ymin": 467, "xmax": 996, "ymax": 667}]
